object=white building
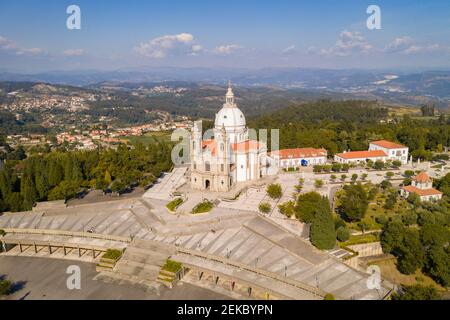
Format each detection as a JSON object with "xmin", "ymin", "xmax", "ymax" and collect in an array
[
  {"xmin": 334, "ymin": 150, "xmax": 387, "ymax": 164},
  {"xmin": 190, "ymin": 85, "xmax": 268, "ymax": 192},
  {"xmin": 401, "ymin": 171, "xmax": 442, "ymax": 202},
  {"xmin": 369, "ymin": 140, "xmax": 408, "ymax": 164},
  {"xmin": 269, "ymin": 148, "xmax": 327, "ymax": 169}
]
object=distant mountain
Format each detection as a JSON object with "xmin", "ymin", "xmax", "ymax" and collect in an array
[{"xmin": 0, "ymin": 67, "xmax": 449, "ymax": 108}]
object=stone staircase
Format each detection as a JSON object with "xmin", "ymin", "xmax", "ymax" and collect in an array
[{"xmin": 97, "ymin": 239, "xmax": 176, "ymax": 291}]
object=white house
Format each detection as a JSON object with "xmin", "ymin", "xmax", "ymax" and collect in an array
[
  {"xmin": 334, "ymin": 150, "xmax": 387, "ymax": 164},
  {"xmin": 268, "ymin": 148, "xmax": 327, "ymax": 169},
  {"xmin": 369, "ymin": 140, "xmax": 409, "ymax": 164},
  {"xmin": 401, "ymin": 171, "xmax": 442, "ymax": 202}
]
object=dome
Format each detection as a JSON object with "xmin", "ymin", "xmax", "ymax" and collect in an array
[
  {"xmin": 214, "ymin": 106, "xmax": 246, "ymax": 130},
  {"xmin": 214, "ymin": 86, "xmax": 246, "ymax": 130}
]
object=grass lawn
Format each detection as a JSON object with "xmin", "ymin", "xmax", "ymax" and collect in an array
[
  {"xmin": 123, "ymin": 131, "xmax": 171, "ymax": 145},
  {"xmin": 192, "ymin": 200, "xmax": 214, "ymax": 214},
  {"xmin": 370, "ymin": 259, "xmax": 446, "ymax": 292},
  {"xmin": 339, "ymin": 233, "xmax": 380, "ymax": 247},
  {"xmin": 166, "ymin": 198, "xmax": 183, "ymax": 211}
]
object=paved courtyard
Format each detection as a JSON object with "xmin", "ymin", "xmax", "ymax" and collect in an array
[{"xmin": 0, "ymin": 256, "xmax": 231, "ymax": 300}]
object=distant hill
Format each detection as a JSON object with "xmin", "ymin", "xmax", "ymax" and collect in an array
[{"xmin": 1, "ymin": 67, "xmax": 449, "ymax": 109}]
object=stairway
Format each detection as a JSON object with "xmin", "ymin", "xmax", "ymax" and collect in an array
[{"xmin": 99, "ymin": 239, "xmax": 176, "ymax": 291}]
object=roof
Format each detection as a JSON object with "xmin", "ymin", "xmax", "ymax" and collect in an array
[
  {"xmin": 370, "ymin": 140, "xmax": 407, "ymax": 149},
  {"xmin": 335, "ymin": 150, "xmax": 387, "ymax": 160},
  {"xmin": 402, "ymin": 185, "xmax": 442, "ymax": 196},
  {"xmin": 413, "ymin": 171, "xmax": 432, "ymax": 183},
  {"xmin": 269, "ymin": 148, "xmax": 327, "ymax": 160},
  {"xmin": 202, "ymin": 139, "xmax": 263, "ymax": 155},
  {"xmin": 231, "ymin": 140, "xmax": 264, "ymax": 153},
  {"xmin": 202, "ymin": 139, "xmax": 217, "ymax": 155}
]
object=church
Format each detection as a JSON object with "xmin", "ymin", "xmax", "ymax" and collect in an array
[{"xmin": 190, "ymin": 85, "xmax": 268, "ymax": 192}]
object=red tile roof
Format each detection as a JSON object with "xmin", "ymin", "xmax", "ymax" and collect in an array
[
  {"xmin": 269, "ymin": 148, "xmax": 327, "ymax": 160},
  {"xmin": 335, "ymin": 150, "xmax": 387, "ymax": 160},
  {"xmin": 402, "ymin": 185, "xmax": 442, "ymax": 196},
  {"xmin": 413, "ymin": 171, "xmax": 432, "ymax": 183},
  {"xmin": 202, "ymin": 139, "xmax": 217, "ymax": 155},
  {"xmin": 231, "ymin": 140, "xmax": 264, "ymax": 153},
  {"xmin": 370, "ymin": 140, "xmax": 407, "ymax": 149},
  {"xmin": 202, "ymin": 139, "xmax": 263, "ymax": 155}
]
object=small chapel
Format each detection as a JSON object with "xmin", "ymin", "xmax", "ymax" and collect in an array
[{"xmin": 190, "ymin": 85, "xmax": 268, "ymax": 192}]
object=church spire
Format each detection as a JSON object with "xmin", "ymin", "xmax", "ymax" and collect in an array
[{"xmin": 225, "ymin": 81, "xmax": 235, "ymax": 106}]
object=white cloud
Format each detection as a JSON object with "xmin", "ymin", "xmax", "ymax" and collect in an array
[
  {"xmin": 16, "ymin": 48, "xmax": 43, "ymax": 56},
  {"xmin": 0, "ymin": 35, "xmax": 43, "ymax": 56},
  {"xmin": 282, "ymin": 45, "xmax": 297, "ymax": 54},
  {"xmin": 0, "ymin": 36, "xmax": 17, "ymax": 51},
  {"xmin": 384, "ymin": 37, "xmax": 444, "ymax": 54},
  {"xmin": 319, "ymin": 30, "xmax": 372, "ymax": 57},
  {"xmin": 213, "ymin": 44, "xmax": 242, "ymax": 55},
  {"xmin": 134, "ymin": 33, "xmax": 200, "ymax": 58},
  {"xmin": 62, "ymin": 49, "xmax": 85, "ymax": 56}
]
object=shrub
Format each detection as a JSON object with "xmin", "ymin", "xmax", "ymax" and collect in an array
[
  {"xmin": 266, "ymin": 183, "xmax": 282, "ymax": 199},
  {"xmin": 162, "ymin": 259, "xmax": 183, "ymax": 273},
  {"xmin": 192, "ymin": 200, "xmax": 214, "ymax": 214},
  {"xmin": 166, "ymin": 198, "xmax": 183, "ymax": 211},
  {"xmin": 259, "ymin": 202, "xmax": 272, "ymax": 214},
  {"xmin": 102, "ymin": 249, "xmax": 123, "ymax": 261},
  {"xmin": 386, "ymin": 172, "xmax": 395, "ymax": 179},
  {"xmin": 324, "ymin": 293, "xmax": 335, "ymax": 300},
  {"xmin": 0, "ymin": 229, "xmax": 5, "ymax": 236},
  {"xmin": 374, "ymin": 160, "xmax": 385, "ymax": 170},
  {"xmin": 332, "ymin": 163, "xmax": 342, "ymax": 172},
  {"xmin": 0, "ymin": 279, "xmax": 12, "ymax": 296},
  {"xmin": 278, "ymin": 201, "xmax": 294, "ymax": 217},
  {"xmin": 336, "ymin": 227, "xmax": 351, "ymax": 242},
  {"xmin": 314, "ymin": 179, "xmax": 324, "ymax": 189}
]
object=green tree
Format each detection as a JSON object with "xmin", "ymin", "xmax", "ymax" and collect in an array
[
  {"xmin": 295, "ymin": 192, "xmax": 329, "ymax": 223},
  {"xmin": 396, "ymin": 229, "xmax": 425, "ymax": 275},
  {"xmin": 338, "ymin": 184, "xmax": 368, "ymax": 221},
  {"xmin": 392, "ymin": 285, "xmax": 440, "ymax": 300},
  {"xmin": 310, "ymin": 202, "xmax": 336, "ymax": 250}
]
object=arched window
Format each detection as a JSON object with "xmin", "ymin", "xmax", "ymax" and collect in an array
[
  {"xmin": 205, "ymin": 161, "xmax": 210, "ymax": 172},
  {"xmin": 193, "ymin": 141, "xmax": 196, "ymax": 149},
  {"xmin": 220, "ymin": 143, "xmax": 224, "ymax": 151}
]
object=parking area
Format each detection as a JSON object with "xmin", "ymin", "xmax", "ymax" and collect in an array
[{"xmin": 0, "ymin": 256, "xmax": 231, "ymax": 300}]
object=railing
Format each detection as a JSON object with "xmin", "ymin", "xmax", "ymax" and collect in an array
[
  {"xmin": 176, "ymin": 246, "xmax": 326, "ymax": 298},
  {"xmin": 2, "ymin": 228, "xmax": 131, "ymax": 243}
]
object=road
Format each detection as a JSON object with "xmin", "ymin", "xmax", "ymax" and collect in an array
[{"xmin": 0, "ymin": 256, "xmax": 231, "ymax": 300}]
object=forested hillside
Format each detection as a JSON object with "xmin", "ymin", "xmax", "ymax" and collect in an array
[{"xmin": 249, "ymin": 99, "xmax": 450, "ymax": 157}]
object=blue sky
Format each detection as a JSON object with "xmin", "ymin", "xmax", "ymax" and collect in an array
[{"xmin": 1, "ymin": 0, "xmax": 450, "ymax": 72}]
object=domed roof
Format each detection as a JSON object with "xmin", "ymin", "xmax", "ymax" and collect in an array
[{"xmin": 214, "ymin": 85, "xmax": 246, "ymax": 130}]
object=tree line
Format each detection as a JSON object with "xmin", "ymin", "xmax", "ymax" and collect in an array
[{"xmin": 0, "ymin": 142, "xmax": 173, "ymax": 212}]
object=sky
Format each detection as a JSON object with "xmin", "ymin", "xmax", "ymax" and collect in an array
[{"xmin": 0, "ymin": 0, "xmax": 450, "ymax": 72}]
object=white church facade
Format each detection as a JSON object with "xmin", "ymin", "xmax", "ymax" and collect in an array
[{"xmin": 190, "ymin": 85, "xmax": 268, "ymax": 192}]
